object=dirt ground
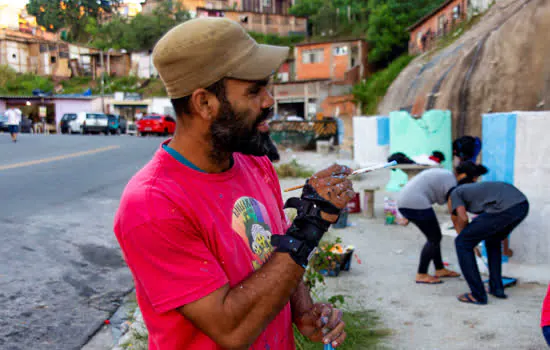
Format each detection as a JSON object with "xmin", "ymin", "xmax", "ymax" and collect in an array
[{"xmin": 279, "ymin": 150, "xmax": 548, "ymax": 350}]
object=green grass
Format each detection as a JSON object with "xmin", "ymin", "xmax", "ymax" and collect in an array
[
  {"xmin": 60, "ymin": 76, "xmax": 96, "ymax": 94},
  {"xmin": 0, "ymin": 66, "xmax": 168, "ymax": 97},
  {"xmin": 0, "ymin": 65, "xmax": 54, "ymax": 95},
  {"xmin": 248, "ymin": 32, "xmax": 306, "ymax": 48},
  {"xmin": 294, "ymin": 310, "xmax": 390, "ymax": 349},
  {"xmin": 352, "ymin": 55, "xmax": 415, "ymax": 115},
  {"xmin": 275, "ymin": 159, "xmax": 315, "ymax": 178}
]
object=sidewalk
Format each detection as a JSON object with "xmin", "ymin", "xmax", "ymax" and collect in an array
[{"xmin": 84, "ymin": 150, "xmax": 549, "ymax": 349}]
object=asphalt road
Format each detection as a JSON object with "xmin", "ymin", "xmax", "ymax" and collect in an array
[{"xmin": 0, "ymin": 133, "xmax": 163, "ymax": 350}]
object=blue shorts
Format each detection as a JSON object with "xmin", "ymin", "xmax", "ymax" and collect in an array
[{"xmin": 8, "ymin": 125, "xmax": 19, "ymax": 133}]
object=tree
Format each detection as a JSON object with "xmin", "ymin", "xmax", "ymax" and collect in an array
[
  {"xmin": 367, "ymin": 0, "xmax": 444, "ymax": 66},
  {"xmin": 289, "ymin": 0, "xmax": 326, "ymax": 17},
  {"xmin": 27, "ymin": 0, "xmax": 120, "ymax": 41},
  {"xmin": 290, "ymin": 0, "xmax": 369, "ymax": 37},
  {"xmin": 88, "ymin": 16, "xmax": 131, "ymax": 50},
  {"xmin": 125, "ymin": 1, "xmax": 190, "ymax": 51},
  {"xmin": 87, "ymin": 0, "xmax": 191, "ymax": 51}
]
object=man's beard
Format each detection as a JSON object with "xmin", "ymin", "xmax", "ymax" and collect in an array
[{"xmin": 209, "ymin": 97, "xmax": 273, "ymax": 164}]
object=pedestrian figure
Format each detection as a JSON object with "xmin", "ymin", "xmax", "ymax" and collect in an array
[
  {"xmin": 541, "ymin": 284, "xmax": 550, "ymax": 346},
  {"xmin": 448, "ymin": 181, "xmax": 529, "ymax": 304},
  {"xmin": 114, "ymin": 18, "xmax": 355, "ymax": 349},
  {"xmin": 453, "ymin": 135, "xmax": 482, "ymax": 165},
  {"xmin": 5, "ymin": 108, "xmax": 22, "ymax": 143},
  {"xmin": 397, "ymin": 161, "xmax": 488, "ymax": 284}
]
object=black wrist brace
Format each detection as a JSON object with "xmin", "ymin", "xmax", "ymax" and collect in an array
[{"xmin": 271, "ymin": 185, "xmax": 341, "ymax": 268}]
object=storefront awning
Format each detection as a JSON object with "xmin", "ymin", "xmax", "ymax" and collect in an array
[{"xmin": 112, "ymin": 100, "xmax": 151, "ymax": 107}]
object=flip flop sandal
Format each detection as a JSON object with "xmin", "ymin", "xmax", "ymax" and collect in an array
[
  {"xmin": 416, "ymin": 279, "xmax": 443, "ymax": 284},
  {"xmin": 437, "ymin": 272, "xmax": 461, "ymax": 278},
  {"xmin": 457, "ymin": 293, "xmax": 487, "ymax": 305}
]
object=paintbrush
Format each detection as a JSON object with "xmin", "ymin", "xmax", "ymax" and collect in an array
[{"xmin": 283, "ymin": 160, "xmax": 398, "ymax": 192}]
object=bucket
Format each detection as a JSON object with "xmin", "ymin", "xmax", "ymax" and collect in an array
[
  {"xmin": 333, "ymin": 209, "xmax": 349, "ymax": 229},
  {"xmin": 339, "ymin": 249, "xmax": 355, "ymax": 271},
  {"xmin": 346, "ymin": 192, "xmax": 361, "ymax": 213}
]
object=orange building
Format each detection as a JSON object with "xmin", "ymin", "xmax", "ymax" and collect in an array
[
  {"xmin": 272, "ymin": 39, "xmax": 371, "ymax": 150},
  {"xmin": 294, "ymin": 39, "xmax": 369, "ymax": 82},
  {"xmin": 407, "ymin": 0, "xmax": 467, "ymax": 54}
]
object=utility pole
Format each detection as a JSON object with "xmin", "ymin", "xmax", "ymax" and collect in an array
[{"xmin": 100, "ymin": 50, "xmax": 105, "ymax": 113}]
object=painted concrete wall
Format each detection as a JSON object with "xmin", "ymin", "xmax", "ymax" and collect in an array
[
  {"xmin": 130, "ymin": 52, "xmax": 157, "ymax": 78},
  {"xmin": 353, "ymin": 116, "xmax": 390, "ymax": 166},
  {"xmin": 5, "ymin": 40, "xmax": 30, "ymax": 73},
  {"xmin": 481, "ymin": 113, "xmax": 516, "ymax": 183},
  {"xmin": 514, "ymin": 112, "xmax": 550, "ymax": 265},
  {"xmin": 387, "ymin": 110, "xmax": 452, "ymax": 191},
  {"xmin": 352, "ymin": 115, "xmax": 391, "ymax": 188},
  {"xmin": 53, "ymin": 99, "xmax": 93, "ymax": 131},
  {"xmin": 149, "ymin": 98, "xmax": 174, "ymax": 116},
  {"xmin": 482, "ymin": 111, "xmax": 550, "ymax": 266}
]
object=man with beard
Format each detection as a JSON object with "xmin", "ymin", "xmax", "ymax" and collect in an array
[{"xmin": 114, "ymin": 18, "xmax": 355, "ymax": 350}]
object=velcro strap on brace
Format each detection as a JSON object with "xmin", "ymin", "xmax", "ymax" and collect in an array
[
  {"xmin": 271, "ymin": 196, "xmax": 334, "ymax": 268},
  {"xmin": 271, "ymin": 235, "xmax": 317, "ymax": 268},
  {"xmin": 301, "ymin": 180, "xmax": 341, "ymax": 215}
]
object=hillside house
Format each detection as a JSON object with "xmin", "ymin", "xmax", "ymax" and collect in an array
[
  {"xmin": 196, "ymin": 7, "xmax": 307, "ymax": 36},
  {"xmin": 407, "ymin": 0, "xmax": 468, "ymax": 54}
]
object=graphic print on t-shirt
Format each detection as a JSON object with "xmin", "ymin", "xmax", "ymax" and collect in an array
[{"xmin": 232, "ymin": 197, "xmax": 274, "ymax": 270}]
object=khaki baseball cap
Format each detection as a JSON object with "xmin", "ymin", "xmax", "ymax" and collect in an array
[{"xmin": 152, "ymin": 17, "xmax": 290, "ymax": 99}]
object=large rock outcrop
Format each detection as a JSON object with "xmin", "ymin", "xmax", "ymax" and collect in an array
[{"xmin": 378, "ymin": 0, "xmax": 550, "ymax": 137}]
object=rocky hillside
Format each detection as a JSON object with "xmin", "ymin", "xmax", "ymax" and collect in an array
[{"xmin": 378, "ymin": 0, "xmax": 550, "ymax": 137}]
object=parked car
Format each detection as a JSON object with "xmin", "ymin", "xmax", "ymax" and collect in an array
[
  {"xmin": 106, "ymin": 114, "xmax": 128, "ymax": 134},
  {"xmin": 60, "ymin": 113, "xmax": 77, "ymax": 134},
  {"xmin": 68, "ymin": 112, "xmax": 110, "ymax": 134},
  {"xmin": 136, "ymin": 114, "xmax": 176, "ymax": 136},
  {"xmin": 0, "ymin": 114, "xmax": 8, "ymax": 132},
  {"xmin": 126, "ymin": 121, "xmax": 137, "ymax": 136}
]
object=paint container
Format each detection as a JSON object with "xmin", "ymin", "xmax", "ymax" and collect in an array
[
  {"xmin": 339, "ymin": 247, "xmax": 355, "ymax": 271},
  {"xmin": 346, "ymin": 192, "xmax": 361, "ymax": 213},
  {"xmin": 333, "ymin": 208, "xmax": 349, "ymax": 229}
]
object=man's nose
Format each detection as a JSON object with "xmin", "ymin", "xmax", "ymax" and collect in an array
[{"xmin": 261, "ymin": 88, "xmax": 274, "ymax": 109}]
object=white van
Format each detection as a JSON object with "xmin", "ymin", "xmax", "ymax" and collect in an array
[{"xmin": 68, "ymin": 112, "xmax": 109, "ymax": 134}]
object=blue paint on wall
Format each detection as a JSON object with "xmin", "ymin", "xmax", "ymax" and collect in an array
[
  {"xmin": 481, "ymin": 113, "xmax": 517, "ymax": 184},
  {"xmin": 377, "ymin": 116, "xmax": 390, "ymax": 146}
]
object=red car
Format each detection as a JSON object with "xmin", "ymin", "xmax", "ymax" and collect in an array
[{"xmin": 137, "ymin": 114, "xmax": 177, "ymax": 136}]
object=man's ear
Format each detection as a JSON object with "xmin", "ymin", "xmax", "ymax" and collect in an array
[{"xmin": 189, "ymin": 89, "xmax": 219, "ymax": 121}]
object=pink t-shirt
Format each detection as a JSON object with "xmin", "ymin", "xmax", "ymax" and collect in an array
[
  {"xmin": 114, "ymin": 142, "xmax": 295, "ymax": 349},
  {"xmin": 541, "ymin": 284, "xmax": 550, "ymax": 327}
]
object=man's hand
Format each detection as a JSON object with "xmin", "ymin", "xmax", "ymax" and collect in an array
[
  {"xmin": 294, "ymin": 303, "xmax": 346, "ymax": 348},
  {"xmin": 307, "ymin": 164, "xmax": 355, "ymax": 223}
]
